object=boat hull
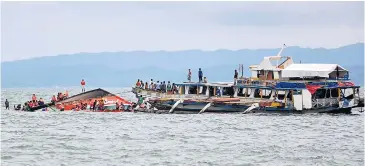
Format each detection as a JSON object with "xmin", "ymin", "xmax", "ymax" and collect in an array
[{"xmin": 149, "ymin": 100, "xmax": 353, "ymax": 114}]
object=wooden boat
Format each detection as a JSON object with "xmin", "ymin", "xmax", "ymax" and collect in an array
[
  {"xmin": 132, "ymin": 45, "xmax": 364, "ymax": 114},
  {"xmin": 29, "ymin": 88, "xmax": 132, "ymax": 112}
]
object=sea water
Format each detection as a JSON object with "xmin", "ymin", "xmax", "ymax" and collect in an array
[{"xmin": 1, "ymin": 87, "xmax": 364, "ymax": 166}]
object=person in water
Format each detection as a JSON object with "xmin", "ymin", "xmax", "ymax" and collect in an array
[
  {"xmin": 198, "ymin": 68, "xmax": 203, "ymax": 83},
  {"xmin": 81, "ymin": 79, "xmax": 86, "ymax": 92},
  {"xmin": 188, "ymin": 69, "xmax": 192, "ymax": 82},
  {"xmin": 5, "ymin": 99, "xmax": 9, "ymax": 110}
]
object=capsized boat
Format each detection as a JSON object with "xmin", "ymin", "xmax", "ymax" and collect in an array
[{"xmin": 29, "ymin": 88, "xmax": 132, "ymax": 112}]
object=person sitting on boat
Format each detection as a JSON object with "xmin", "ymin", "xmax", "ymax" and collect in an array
[
  {"xmin": 172, "ymin": 83, "xmax": 178, "ymax": 94},
  {"xmin": 188, "ymin": 69, "xmax": 192, "ymax": 82},
  {"xmin": 99, "ymin": 99, "xmax": 104, "ymax": 110},
  {"xmin": 140, "ymin": 80, "xmax": 144, "ymax": 89},
  {"xmin": 51, "ymin": 95, "xmax": 57, "ymax": 103},
  {"xmin": 198, "ymin": 68, "xmax": 203, "ymax": 83},
  {"xmin": 144, "ymin": 82, "xmax": 148, "ymax": 90},
  {"xmin": 116, "ymin": 102, "xmax": 120, "ymax": 110},
  {"xmin": 92, "ymin": 100, "xmax": 97, "ymax": 111},
  {"xmin": 38, "ymin": 98, "xmax": 45, "ymax": 106},
  {"xmin": 167, "ymin": 81, "xmax": 172, "ymax": 92},
  {"xmin": 136, "ymin": 79, "xmax": 141, "ymax": 88},
  {"xmin": 137, "ymin": 95, "xmax": 144, "ymax": 105},
  {"xmin": 203, "ymin": 77, "xmax": 208, "ymax": 83},
  {"xmin": 32, "ymin": 94, "xmax": 37, "ymax": 103}
]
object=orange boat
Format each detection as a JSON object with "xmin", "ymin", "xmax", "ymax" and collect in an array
[{"xmin": 55, "ymin": 88, "xmax": 132, "ymax": 112}]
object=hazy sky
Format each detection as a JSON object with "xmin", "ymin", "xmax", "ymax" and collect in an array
[{"xmin": 2, "ymin": 1, "xmax": 364, "ymax": 61}]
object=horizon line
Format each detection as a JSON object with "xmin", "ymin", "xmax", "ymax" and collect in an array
[{"xmin": 2, "ymin": 42, "xmax": 364, "ymax": 63}]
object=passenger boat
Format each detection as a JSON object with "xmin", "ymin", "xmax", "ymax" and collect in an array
[{"xmin": 132, "ymin": 45, "xmax": 364, "ymax": 114}]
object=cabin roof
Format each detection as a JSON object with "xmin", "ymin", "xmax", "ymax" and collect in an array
[
  {"xmin": 255, "ymin": 57, "xmax": 281, "ymax": 71},
  {"xmin": 175, "ymin": 82, "xmax": 234, "ymax": 87},
  {"xmin": 282, "ymin": 64, "xmax": 348, "ymax": 78}
]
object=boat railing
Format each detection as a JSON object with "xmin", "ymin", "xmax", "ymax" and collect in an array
[
  {"xmin": 237, "ymin": 79, "xmax": 279, "ymax": 87},
  {"xmin": 312, "ymin": 98, "xmax": 339, "ymax": 108}
]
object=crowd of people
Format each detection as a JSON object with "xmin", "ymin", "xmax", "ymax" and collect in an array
[{"xmin": 135, "ymin": 79, "xmax": 179, "ymax": 94}]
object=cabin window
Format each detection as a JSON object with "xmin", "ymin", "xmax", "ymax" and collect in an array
[
  {"xmin": 277, "ymin": 94, "xmax": 285, "ymax": 100},
  {"xmin": 189, "ymin": 86, "xmax": 197, "ymax": 94},
  {"xmin": 208, "ymin": 86, "xmax": 215, "ymax": 96},
  {"xmin": 325, "ymin": 89, "xmax": 331, "ymax": 98},
  {"xmin": 254, "ymin": 89, "xmax": 260, "ymax": 98},
  {"xmin": 180, "ymin": 86, "xmax": 185, "ymax": 94},
  {"xmin": 238, "ymin": 88, "xmax": 244, "ymax": 97},
  {"xmin": 286, "ymin": 91, "xmax": 292, "ymax": 101},
  {"xmin": 330, "ymin": 88, "xmax": 338, "ymax": 98},
  {"xmin": 314, "ymin": 89, "xmax": 326, "ymax": 99},
  {"xmin": 202, "ymin": 86, "xmax": 207, "ymax": 94},
  {"xmin": 222, "ymin": 87, "xmax": 234, "ymax": 96},
  {"xmin": 277, "ymin": 90, "xmax": 286, "ymax": 100}
]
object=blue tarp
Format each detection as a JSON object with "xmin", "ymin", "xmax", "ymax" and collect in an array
[
  {"xmin": 275, "ymin": 82, "xmax": 306, "ymax": 89},
  {"xmin": 308, "ymin": 82, "xmax": 338, "ymax": 87}
]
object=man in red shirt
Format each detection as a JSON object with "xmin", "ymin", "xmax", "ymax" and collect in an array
[{"xmin": 81, "ymin": 79, "xmax": 86, "ymax": 92}]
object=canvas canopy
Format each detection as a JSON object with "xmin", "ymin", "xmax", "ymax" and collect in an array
[{"xmin": 281, "ymin": 64, "xmax": 348, "ymax": 78}]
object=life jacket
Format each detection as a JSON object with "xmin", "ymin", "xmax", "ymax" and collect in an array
[
  {"xmin": 65, "ymin": 91, "xmax": 69, "ymax": 97},
  {"xmin": 136, "ymin": 81, "xmax": 141, "ymax": 87},
  {"xmin": 32, "ymin": 96, "xmax": 36, "ymax": 101},
  {"xmin": 81, "ymin": 81, "xmax": 85, "ymax": 86}
]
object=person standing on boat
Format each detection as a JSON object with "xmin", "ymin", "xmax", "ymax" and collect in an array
[
  {"xmin": 162, "ymin": 81, "xmax": 167, "ymax": 92},
  {"xmin": 157, "ymin": 82, "xmax": 161, "ymax": 92},
  {"xmin": 5, "ymin": 99, "xmax": 9, "ymax": 110},
  {"xmin": 167, "ymin": 81, "xmax": 172, "ymax": 92},
  {"xmin": 145, "ymin": 82, "xmax": 149, "ymax": 90},
  {"xmin": 188, "ymin": 69, "xmax": 192, "ymax": 82},
  {"xmin": 198, "ymin": 68, "xmax": 203, "ymax": 83},
  {"xmin": 234, "ymin": 70, "xmax": 238, "ymax": 85},
  {"xmin": 81, "ymin": 79, "xmax": 86, "ymax": 92}
]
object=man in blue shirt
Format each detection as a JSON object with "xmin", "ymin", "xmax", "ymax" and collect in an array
[{"xmin": 198, "ymin": 68, "xmax": 203, "ymax": 83}]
